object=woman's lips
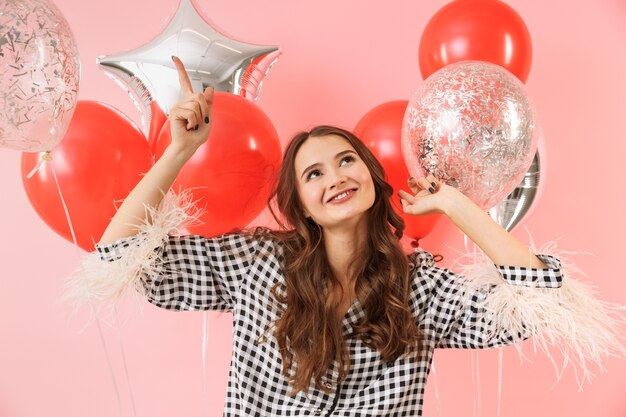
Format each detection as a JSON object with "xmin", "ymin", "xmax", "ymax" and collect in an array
[{"xmin": 327, "ymin": 188, "xmax": 357, "ymax": 204}]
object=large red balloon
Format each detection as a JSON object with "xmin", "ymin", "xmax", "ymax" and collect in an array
[
  {"xmin": 147, "ymin": 101, "xmax": 168, "ymax": 155},
  {"xmin": 354, "ymin": 101, "xmax": 441, "ymax": 245},
  {"xmin": 155, "ymin": 92, "xmax": 282, "ymax": 237},
  {"xmin": 419, "ymin": 0, "xmax": 532, "ymax": 83},
  {"xmin": 21, "ymin": 101, "xmax": 153, "ymax": 251}
]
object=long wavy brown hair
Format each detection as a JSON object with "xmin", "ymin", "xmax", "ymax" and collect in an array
[{"xmin": 262, "ymin": 125, "xmax": 421, "ymax": 395}]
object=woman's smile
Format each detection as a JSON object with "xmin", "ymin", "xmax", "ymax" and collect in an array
[{"xmin": 327, "ymin": 188, "xmax": 358, "ymax": 204}]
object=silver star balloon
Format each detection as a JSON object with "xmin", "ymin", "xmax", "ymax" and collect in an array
[{"xmin": 97, "ymin": 0, "xmax": 280, "ymax": 133}]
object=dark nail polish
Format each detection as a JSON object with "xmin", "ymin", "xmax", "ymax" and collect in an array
[
  {"xmin": 431, "ymin": 182, "xmax": 436, "ymax": 187},
  {"xmin": 204, "ymin": 116, "xmax": 209, "ymax": 124},
  {"xmin": 408, "ymin": 177, "xmax": 414, "ymax": 182},
  {"xmin": 194, "ymin": 124, "xmax": 199, "ymax": 130},
  {"xmin": 171, "ymin": 55, "xmax": 175, "ymax": 61},
  {"xmin": 428, "ymin": 187, "xmax": 435, "ymax": 194}
]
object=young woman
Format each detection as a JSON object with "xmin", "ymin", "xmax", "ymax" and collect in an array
[{"xmin": 96, "ymin": 56, "xmax": 562, "ymax": 416}]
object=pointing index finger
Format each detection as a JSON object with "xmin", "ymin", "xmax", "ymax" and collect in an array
[{"xmin": 172, "ymin": 55, "xmax": 194, "ymax": 95}]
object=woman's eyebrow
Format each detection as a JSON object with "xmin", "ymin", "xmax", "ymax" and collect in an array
[{"xmin": 300, "ymin": 150, "xmax": 356, "ymax": 179}]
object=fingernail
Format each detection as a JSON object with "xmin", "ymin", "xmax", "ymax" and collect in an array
[
  {"xmin": 194, "ymin": 124, "xmax": 199, "ymax": 130},
  {"xmin": 171, "ymin": 55, "xmax": 175, "ymax": 61},
  {"xmin": 204, "ymin": 116, "xmax": 209, "ymax": 124},
  {"xmin": 428, "ymin": 187, "xmax": 435, "ymax": 193},
  {"xmin": 431, "ymin": 182, "xmax": 436, "ymax": 187},
  {"xmin": 408, "ymin": 177, "xmax": 414, "ymax": 182}
]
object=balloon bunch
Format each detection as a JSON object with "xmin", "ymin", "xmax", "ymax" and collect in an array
[
  {"xmin": 401, "ymin": 0, "xmax": 545, "ymax": 232},
  {"xmin": 353, "ymin": 0, "xmax": 545, "ymax": 244},
  {"xmin": 5, "ymin": 0, "xmax": 282, "ymax": 251},
  {"xmin": 5, "ymin": 0, "xmax": 542, "ymax": 250}
]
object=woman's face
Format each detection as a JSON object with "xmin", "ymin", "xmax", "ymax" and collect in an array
[{"xmin": 294, "ymin": 134, "xmax": 376, "ymax": 229}]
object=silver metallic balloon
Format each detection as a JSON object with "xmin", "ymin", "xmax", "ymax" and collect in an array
[
  {"xmin": 0, "ymin": 0, "xmax": 80, "ymax": 152},
  {"xmin": 401, "ymin": 61, "xmax": 538, "ymax": 210},
  {"xmin": 488, "ymin": 149, "xmax": 540, "ymax": 232},
  {"xmin": 97, "ymin": 0, "xmax": 280, "ymax": 133}
]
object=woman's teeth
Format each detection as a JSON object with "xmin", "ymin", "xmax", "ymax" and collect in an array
[{"xmin": 333, "ymin": 192, "xmax": 349, "ymax": 201}]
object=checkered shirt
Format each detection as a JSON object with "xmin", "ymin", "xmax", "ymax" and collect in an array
[{"xmin": 97, "ymin": 233, "xmax": 562, "ymax": 417}]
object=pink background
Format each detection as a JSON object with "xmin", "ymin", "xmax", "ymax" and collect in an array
[{"xmin": 1, "ymin": 0, "xmax": 625, "ymax": 416}]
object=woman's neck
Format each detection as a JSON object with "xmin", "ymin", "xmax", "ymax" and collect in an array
[{"xmin": 322, "ymin": 217, "xmax": 368, "ymax": 286}]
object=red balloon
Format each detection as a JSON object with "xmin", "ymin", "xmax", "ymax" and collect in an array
[
  {"xmin": 354, "ymin": 101, "xmax": 441, "ymax": 244},
  {"xmin": 419, "ymin": 0, "xmax": 532, "ymax": 83},
  {"xmin": 21, "ymin": 101, "xmax": 153, "ymax": 251},
  {"xmin": 155, "ymin": 92, "xmax": 282, "ymax": 237},
  {"xmin": 147, "ymin": 101, "xmax": 167, "ymax": 156}
]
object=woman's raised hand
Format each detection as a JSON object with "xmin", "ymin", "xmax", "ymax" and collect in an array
[
  {"xmin": 97, "ymin": 57, "xmax": 213, "ymax": 245},
  {"xmin": 398, "ymin": 175, "xmax": 456, "ymax": 216},
  {"xmin": 169, "ymin": 55, "xmax": 214, "ymax": 158}
]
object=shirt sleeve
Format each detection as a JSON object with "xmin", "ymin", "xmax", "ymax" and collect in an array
[
  {"xmin": 411, "ymin": 251, "xmax": 563, "ymax": 349},
  {"xmin": 95, "ymin": 232, "xmax": 267, "ymax": 312}
]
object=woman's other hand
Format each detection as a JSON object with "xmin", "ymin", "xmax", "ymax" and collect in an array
[{"xmin": 397, "ymin": 175, "xmax": 461, "ymax": 217}]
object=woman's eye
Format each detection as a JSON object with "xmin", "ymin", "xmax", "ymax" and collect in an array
[
  {"xmin": 307, "ymin": 170, "xmax": 320, "ymax": 180},
  {"xmin": 340, "ymin": 155, "xmax": 355, "ymax": 165}
]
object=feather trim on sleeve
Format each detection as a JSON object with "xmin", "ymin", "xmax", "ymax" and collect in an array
[
  {"xmin": 451, "ymin": 238, "xmax": 626, "ymax": 389},
  {"xmin": 62, "ymin": 190, "xmax": 201, "ymax": 325}
]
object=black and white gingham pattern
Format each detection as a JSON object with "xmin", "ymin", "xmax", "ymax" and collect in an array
[{"xmin": 97, "ymin": 234, "xmax": 562, "ymax": 416}]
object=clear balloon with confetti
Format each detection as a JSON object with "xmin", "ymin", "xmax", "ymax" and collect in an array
[
  {"xmin": 0, "ymin": 0, "xmax": 80, "ymax": 152},
  {"xmin": 401, "ymin": 61, "xmax": 538, "ymax": 210}
]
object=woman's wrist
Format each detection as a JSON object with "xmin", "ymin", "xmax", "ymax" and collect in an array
[
  {"xmin": 161, "ymin": 143, "xmax": 197, "ymax": 167},
  {"xmin": 441, "ymin": 186, "xmax": 476, "ymax": 224}
]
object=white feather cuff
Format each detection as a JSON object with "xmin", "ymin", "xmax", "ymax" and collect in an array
[
  {"xmin": 62, "ymin": 191, "xmax": 199, "ymax": 325},
  {"xmin": 452, "ymin": 239, "xmax": 626, "ymax": 389}
]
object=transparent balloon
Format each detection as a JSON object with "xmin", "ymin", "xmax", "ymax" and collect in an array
[
  {"xmin": 402, "ymin": 61, "xmax": 538, "ymax": 210},
  {"xmin": 0, "ymin": 0, "xmax": 80, "ymax": 152}
]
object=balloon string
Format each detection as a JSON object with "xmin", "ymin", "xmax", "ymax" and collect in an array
[
  {"xmin": 471, "ymin": 350, "xmax": 481, "ymax": 417},
  {"xmin": 430, "ymin": 359, "xmax": 443, "ymax": 417},
  {"xmin": 464, "ymin": 235, "xmax": 483, "ymax": 417},
  {"xmin": 48, "ymin": 158, "xmax": 81, "ymax": 259},
  {"xmin": 41, "ymin": 154, "xmax": 128, "ymax": 417},
  {"xmin": 202, "ymin": 311, "xmax": 209, "ymax": 414},
  {"xmin": 114, "ymin": 307, "xmax": 138, "ymax": 417},
  {"xmin": 93, "ymin": 309, "xmax": 124, "ymax": 417},
  {"xmin": 25, "ymin": 151, "xmax": 50, "ymax": 179},
  {"xmin": 497, "ymin": 348, "xmax": 503, "ymax": 417}
]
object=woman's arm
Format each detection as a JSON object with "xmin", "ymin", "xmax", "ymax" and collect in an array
[
  {"xmin": 444, "ymin": 187, "xmax": 547, "ymax": 268},
  {"xmin": 398, "ymin": 175, "xmax": 547, "ymax": 268},
  {"xmin": 98, "ymin": 56, "xmax": 213, "ymax": 245}
]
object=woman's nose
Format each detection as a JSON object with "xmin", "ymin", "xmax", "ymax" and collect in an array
[{"xmin": 328, "ymin": 171, "xmax": 347, "ymax": 188}]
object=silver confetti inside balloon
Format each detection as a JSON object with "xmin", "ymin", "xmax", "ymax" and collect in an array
[
  {"xmin": 0, "ymin": 0, "xmax": 80, "ymax": 152},
  {"xmin": 401, "ymin": 61, "xmax": 538, "ymax": 210},
  {"xmin": 97, "ymin": 0, "xmax": 280, "ymax": 134},
  {"xmin": 488, "ymin": 149, "xmax": 540, "ymax": 232}
]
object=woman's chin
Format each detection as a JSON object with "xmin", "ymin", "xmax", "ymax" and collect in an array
[{"xmin": 322, "ymin": 210, "xmax": 369, "ymax": 231}]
